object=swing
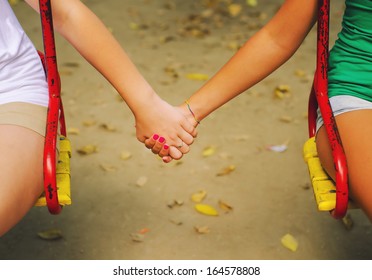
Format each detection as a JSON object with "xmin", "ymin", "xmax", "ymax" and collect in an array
[
  {"xmin": 33, "ymin": 0, "xmax": 72, "ymax": 214},
  {"xmin": 303, "ymin": 0, "xmax": 353, "ymax": 219}
]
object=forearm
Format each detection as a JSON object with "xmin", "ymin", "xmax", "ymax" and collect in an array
[
  {"xmin": 26, "ymin": 0, "xmax": 156, "ymax": 116},
  {"xmin": 185, "ymin": 0, "xmax": 317, "ymax": 121}
]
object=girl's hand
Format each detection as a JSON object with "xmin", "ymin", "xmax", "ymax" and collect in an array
[{"xmin": 134, "ymin": 95, "xmax": 197, "ymax": 160}]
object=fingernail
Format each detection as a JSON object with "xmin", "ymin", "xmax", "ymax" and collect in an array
[
  {"xmin": 159, "ymin": 137, "xmax": 165, "ymax": 143},
  {"xmin": 152, "ymin": 134, "xmax": 159, "ymax": 140},
  {"xmin": 164, "ymin": 144, "xmax": 169, "ymax": 150}
]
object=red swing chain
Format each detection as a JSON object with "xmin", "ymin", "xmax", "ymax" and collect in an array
[
  {"xmin": 39, "ymin": 0, "xmax": 66, "ymax": 214},
  {"xmin": 308, "ymin": 0, "xmax": 349, "ymax": 218}
]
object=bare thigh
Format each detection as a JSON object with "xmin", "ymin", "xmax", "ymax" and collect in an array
[
  {"xmin": 316, "ymin": 110, "xmax": 372, "ymax": 221},
  {"xmin": 0, "ymin": 125, "xmax": 44, "ymax": 236}
]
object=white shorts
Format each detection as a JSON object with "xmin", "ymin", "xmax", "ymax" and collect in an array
[{"xmin": 316, "ymin": 95, "xmax": 372, "ymax": 132}]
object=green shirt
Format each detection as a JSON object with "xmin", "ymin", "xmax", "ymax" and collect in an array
[{"xmin": 328, "ymin": 0, "xmax": 372, "ymax": 100}]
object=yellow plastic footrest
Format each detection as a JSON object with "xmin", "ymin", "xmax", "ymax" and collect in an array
[
  {"xmin": 35, "ymin": 136, "xmax": 72, "ymax": 207},
  {"xmin": 303, "ymin": 136, "xmax": 336, "ymax": 211}
]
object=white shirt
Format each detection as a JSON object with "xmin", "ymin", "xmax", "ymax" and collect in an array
[{"xmin": 0, "ymin": 0, "xmax": 48, "ymax": 107}]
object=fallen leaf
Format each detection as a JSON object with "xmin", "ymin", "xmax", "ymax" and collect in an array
[
  {"xmin": 82, "ymin": 120, "xmax": 97, "ymax": 127},
  {"xmin": 130, "ymin": 233, "xmax": 145, "ymax": 242},
  {"xmin": 136, "ymin": 176, "xmax": 148, "ymax": 187},
  {"xmin": 267, "ymin": 144, "xmax": 288, "ymax": 153},
  {"xmin": 218, "ymin": 200, "xmax": 233, "ymax": 212},
  {"xmin": 195, "ymin": 204, "xmax": 219, "ymax": 216},
  {"xmin": 294, "ymin": 69, "xmax": 306, "ymax": 78},
  {"xmin": 167, "ymin": 200, "xmax": 184, "ymax": 208},
  {"xmin": 67, "ymin": 127, "xmax": 80, "ymax": 135},
  {"xmin": 138, "ymin": 228, "xmax": 150, "ymax": 234},
  {"xmin": 37, "ymin": 229, "xmax": 63, "ymax": 241},
  {"xmin": 216, "ymin": 165, "xmax": 236, "ymax": 176},
  {"xmin": 194, "ymin": 226, "xmax": 210, "ymax": 234},
  {"xmin": 99, "ymin": 164, "xmax": 117, "ymax": 172},
  {"xmin": 228, "ymin": 4, "xmax": 242, "ymax": 17},
  {"xmin": 186, "ymin": 73, "xmax": 209, "ymax": 81},
  {"xmin": 61, "ymin": 62, "xmax": 80, "ymax": 68},
  {"xmin": 281, "ymin": 233, "xmax": 298, "ymax": 252},
  {"xmin": 202, "ymin": 146, "xmax": 216, "ymax": 157},
  {"xmin": 77, "ymin": 145, "xmax": 98, "ymax": 155},
  {"xmin": 191, "ymin": 190, "xmax": 207, "ymax": 203},
  {"xmin": 169, "ymin": 219, "xmax": 183, "ymax": 226},
  {"xmin": 279, "ymin": 116, "xmax": 293, "ymax": 123},
  {"xmin": 120, "ymin": 151, "xmax": 132, "ymax": 160},
  {"xmin": 246, "ymin": 0, "xmax": 258, "ymax": 7},
  {"xmin": 274, "ymin": 84, "xmax": 291, "ymax": 99},
  {"xmin": 341, "ymin": 214, "xmax": 354, "ymax": 230},
  {"xmin": 100, "ymin": 123, "xmax": 117, "ymax": 132},
  {"xmin": 267, "ymin": 139, "xmax": 290, "ymax": 153}
]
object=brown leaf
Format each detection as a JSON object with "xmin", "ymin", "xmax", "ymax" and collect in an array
[
  {"xmin": 218, "ymin": 200, "xmax": 233, "ymax": 212},
  {"xmin": 216, "ymin": 165, "xmax": 236, "ymax": 176},
  {"xmin": 194, "ymin": 226, "xmax": 210, "ymax": 234},
  {"xmin": 100, "ymin": 123, "xmax": 117, "ymax": 132}
]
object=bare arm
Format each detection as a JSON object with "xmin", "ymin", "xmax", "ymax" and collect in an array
[
  {"xmin": 182, "ymin": 0, "xmax": 318, "ymax": 121},
  {"xmin": 25, "ymin": 0, "xmax": 156, "ymax": 114},
  {"xmin": 25, "ymin": 0, "xmax": 197, "ymax": 159}
]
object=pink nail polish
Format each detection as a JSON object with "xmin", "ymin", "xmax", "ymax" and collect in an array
[
  {"xmin": 153, "ymin": 134, "xmax": 159, "ymax": 140},
  {"xmin": 164, "ymin": 144, "xmax": 169, "ymax": 150},
  {"xmin": 159, "ymin": 137, "xmax": 165, "ymax": 143}
]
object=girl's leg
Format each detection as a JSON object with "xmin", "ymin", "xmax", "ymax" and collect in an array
[
  {"xmin": 0, "ymin": 125, "xmax": 44, "ymax": 236},
  {"xmin": 316, "ymin": 110, "xmax": 372, "ymax": 221}
]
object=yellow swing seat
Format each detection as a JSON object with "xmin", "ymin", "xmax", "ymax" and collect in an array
[{"xmin": 35, "ymin": 136, "xmax": 72, "ymax": 207}]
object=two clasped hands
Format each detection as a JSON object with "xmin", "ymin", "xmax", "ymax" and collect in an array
[{"xmin": 137, "ymin": 97, "xmax": 201, "ymax": 163}]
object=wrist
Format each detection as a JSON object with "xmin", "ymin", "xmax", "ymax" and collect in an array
[{"xmin": 180, "ymin": 100, "xmax": 201, "ymax": 126}]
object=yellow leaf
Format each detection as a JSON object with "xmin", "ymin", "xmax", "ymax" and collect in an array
[
  {"xmin": 246, "ymin": 0, "xmax": 258, "ymax": 7},
  {"xmin": 274, "ymin": 85, "xmax": 291, "ymax": 99},
  {"xmin": 120, "ymin": 151, "xmax": 132, "ymax": 160},
  {"xmin": 129, "ymin": 22, "xmax": 139, "ymax": 30},
  {"xmin": 202, "ymin": 146, "xmax": 216, "ymax": 157},
  {"xmin": 281, "ymin": 233, "xmax": 298, "ymax": 252},
  {"xmin": 82, "ymin": 120, "xmax": 97, "ymax": 127},
  {"xmin": 37, "ymin": 229, "xmax": 63, "ymax": 240},
  {"xmin": 67, "ymin": 127, "xmax": 80, "ymax": 135},
  {"xmin": 216, "ymin": 165, "xmax": 236, "ymax": 176},
  {"xmin": 77, "ymin": 145, "xmax": 98, "ymax": 155},
  {"xmin": 195, "ymin": 204, "xmax": 219, "ymax": 216},
  {"xmin": 228, "ymin": 4, "xmax": 242, "ymax": 17},
  {"xmin": 186, "ymin": 73, "xmax": 209, "ymax": 81},
  {"xmin": 191, "ymin": 190, "xmax": 207, "ymax": 203}
]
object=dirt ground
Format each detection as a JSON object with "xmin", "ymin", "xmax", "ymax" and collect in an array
[{"xmin": 1, "ymin": 0, "xmax": 372, "ymax": 260}]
